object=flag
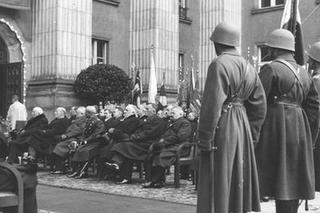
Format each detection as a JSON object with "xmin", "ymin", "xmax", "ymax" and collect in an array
[
  {"xmin": 148, "ymin": 47, "xmax": 157, "ymax": 104},
  {"xmin": 187, "ymin": 67, "xmax": 201, "ymax": 113},
  {"xmin": 159, "ymin": 71, "xmax": 167, "ymax": 108},
  {"xmin": 280, "ymin": 0, "xmax": 304, "ymax": 65},
  {"xmin": 132, "ymin": 67, "xmax": 142, "ymax": 105}
]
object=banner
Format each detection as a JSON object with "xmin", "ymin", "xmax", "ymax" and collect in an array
[
  {"xmin": 280, "ymin": 0, "xmax": 304, "ymax": 65},
  {"xmin": 148, "ymin": 47, "xmax": 157, "ymax": 104},
  {"xmin": 132, "ymin": 67, "xmax": 142, "ymax": 106},
  {"xmin": 0, "ymin": 0, "xmax": 31, "ymax": 10},
  {"xmin": 159, "ymin": 71, "xmax": 167, "ymax": 107}
]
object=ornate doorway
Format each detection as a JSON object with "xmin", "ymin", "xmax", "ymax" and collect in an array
[{"xmin": 0, "ymin": 36, "xmax": 23, "ymax": 118}]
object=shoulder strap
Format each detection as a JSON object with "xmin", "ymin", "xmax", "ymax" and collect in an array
[{"xmin": 274, "ymin": 59, "xmax": 306, "ymax": 97}]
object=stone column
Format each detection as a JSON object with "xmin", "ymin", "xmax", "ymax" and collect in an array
[
  {"xmin": 27, "ymin": 0, "xmax": 92, "ymax": 118},
  {"xmin": 129, "ymin": 0, "xmax": 179, "ymax": 100},
  {"xmin": 198, "ymin": 0, "xmax": 242, "ymax": 89}
]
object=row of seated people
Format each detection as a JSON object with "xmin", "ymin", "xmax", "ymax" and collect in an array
[{"xmin": 6, "ymin": 103, "xmax": 198, "ymax": 188}]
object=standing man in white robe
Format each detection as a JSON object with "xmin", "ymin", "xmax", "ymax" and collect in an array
[{"xmin": 6, "ymin": 95, "xmax": 27, "ymax": 130}]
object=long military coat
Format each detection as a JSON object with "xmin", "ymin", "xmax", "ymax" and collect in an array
[
  {"xmin": 256, "ymin": 54, "xmax": 320, "ymax": 199},
  {"xmin": 52, "ymin": 116, "xmax": 86, "ymax": 158},
  {"xmin": 72, "ymin": 115, "xmax": 105, "ymax": 162},
  {"xmin": 313, "ymin": 69, "xmax": 320, "ymax": 192},
  {"xmin": 197, "ymin": 49, "xmax": 267, "ymax": 213}
]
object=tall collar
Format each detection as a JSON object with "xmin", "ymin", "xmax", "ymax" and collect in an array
[
  {"xmin": 220, "ymin": 49, "xmax": 240, "ymax": 57},
  {"xmin": 276, "ymin": 53, "xmax": 295, "ymax": 62}
]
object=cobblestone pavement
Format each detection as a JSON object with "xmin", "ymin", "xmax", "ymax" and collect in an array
[{"xmin": 37, "ymin": 171, "xmax": 320, "ymax": 213}]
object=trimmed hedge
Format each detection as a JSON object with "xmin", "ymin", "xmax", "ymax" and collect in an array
[{"xmin": 74, "ymin": 64, "xmax": 133, "ymax": 104}]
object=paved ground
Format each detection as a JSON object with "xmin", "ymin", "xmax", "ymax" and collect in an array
[
  {"xmin": 38, "ymin": 185, "xmax": 196, "ymax": 213},
  {"xmin": 37, "ymin": 171, "xmax": 320, "ymax": 213}
]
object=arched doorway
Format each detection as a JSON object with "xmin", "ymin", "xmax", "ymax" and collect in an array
[{"xmin": 0, "ymin": 31, "xmax": 23, "ymax": 118}]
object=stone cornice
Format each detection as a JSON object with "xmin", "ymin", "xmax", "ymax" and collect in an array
[
  {"xmin": 179, "ymin": 18, "xmax": 192, "ymax": 25},
  {"xmin": 93, "ymin": 0, "xmax": 120, "ymax": 7},
  {"xmin": 251, "ymin": 5, "xmax": 284, "ymax": 15},
  {"xmin": 28, "ymin": 79, "xmax": 75, "ymax": 87}
]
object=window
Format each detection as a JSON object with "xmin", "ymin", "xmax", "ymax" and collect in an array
[
  {"xmin": 258, "ymin": 45, "xmax": 272, "ymax": 68},
  {"xmin": 179, "ymin": 53, "xmax": 185, "ymax": 79},
  {"xmin": 259, "ymin": 0, "xmax": 284, "ymax": 8},
  {"xmin": 179, "ymin": 0, "xmax": 188, "ymax": 20},
  {"xmin": 179, "ymin": 53, "xmax": 184, "ymax": 70},
  {"xmin": 92, "ymin": 39, "xmax": 109, "ymax": 65}
]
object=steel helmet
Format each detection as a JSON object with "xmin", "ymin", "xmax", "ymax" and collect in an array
[
  {"xmin": 307, "ymin": 41, "xmax": 320, "ymax": 63},
  {"xmin": 265, "ymin": 29, "xmax": 295, "ymax": 52},
  {"xmin": 210, "ymin": 22, "xmax": 240, "ymax": 47}
]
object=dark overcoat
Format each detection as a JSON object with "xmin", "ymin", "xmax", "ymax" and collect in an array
[
  {"xmin": 99, "ymin": 115, "xmax": 140, "ymax": 160},
  {"xmin": 111, "ymin": 115, "xmax": 168, "ymax": 161},
  {"xmin": 152, "ymin": 117, "xmax": 191, "ymax": 168},
  {"xmin": 28, "ymin": 117, "xmax": 70, "ymax": 154},
  {"xmin": 72, "ymin": 115, "xmax": 105, "ymax": 162},
  {"xmin": 197, "ymin": 50, "xmax": 267, "ymax": 213},
  {"xmin": 52, "ymin": 116, "xmax": 86, "ymax": 158},
  {"xmin": 313, "ymin": 70, "xmax": 320, "ymax": 192},
  {"xmin": 14, "ymin": 114, "xmax": 48, "ymax": 144},
  {"xmin": 112, "ymin": 115, "xmax": 141, "ymax": 141},
  {"xmin": 256, "ymin": 54, "xmax": 320, "ymax": 200}
]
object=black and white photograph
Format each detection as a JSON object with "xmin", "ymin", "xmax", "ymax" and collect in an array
[{"xmin": 1, "ymin": 0, "xmax": 320, "ymax": 212}]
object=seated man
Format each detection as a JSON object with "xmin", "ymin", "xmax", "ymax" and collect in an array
[
  {"xmin": 142, "ymin": 106, "xmax": 191, "ymax": 188},
  {"xmin": 99, "ymin": 105, "xmax": 140, "ymax": 162},
  {"xmin": 26, "ymin": 107, "xmax": 70, "ymax": 161},
  {"xmin": 68, "ymin": 106, "xmax": 105, "ymax": 178},
  {"xmin": 51, "ymin": 106, "xmax": 87, "ymax": 174},
  {"xmin": 105, "ymin": 104, "xmax": 168, "ymax": 184},
  {"xmin": 7, "ymin": 107, "xmax": 48, "ymax": 164}
]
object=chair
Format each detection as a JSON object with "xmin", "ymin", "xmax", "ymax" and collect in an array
[
  {"xmin": 173, "ymin": 141, "xmax": 198, "ymax": 188},
  {"xmin": 15, "ymin": 121, "xmax": 26, "ymax": 132},
  {"xmin": 146, "ymin": 128, "xmax": 198, "ymax": 188},
  {"xmin": 0, "ymin": 162, "xmax": 24, "ymax": 213}
]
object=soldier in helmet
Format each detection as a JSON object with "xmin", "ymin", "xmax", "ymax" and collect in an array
[
  {"xmin": 307, "ymin": 41, "xmax": 320, "ymax": 192},
  {"xmin": 256, "ymin": 29, "xmax": 320, "ymax": 213},
  {"xmin": 196, "ymin": 22, "xmax": 267, "ymax": 213}
]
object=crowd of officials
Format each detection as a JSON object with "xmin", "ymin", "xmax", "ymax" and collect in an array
[
  {"xmin": 2, "ymin": 21, "xmax": 320, "ymax": 213},
  {"xmin": 2, "ymin": 102, "xmax": 197, "ymax": 189}
]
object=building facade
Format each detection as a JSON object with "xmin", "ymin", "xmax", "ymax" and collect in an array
[{"xmin": 0, "ymin": 0, "xmax": 319, "ymax": 119}]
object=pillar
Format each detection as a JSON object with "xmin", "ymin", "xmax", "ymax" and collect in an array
[
  {"xmin": 27, "ymin": 0, "xmax": 92, "ymax": 118},
  {"xmin": 129, "ymin": 0, "xmax": 179, "ymax": 99},
  {"xmin": 198, "ymin": 0, "xmax": 242, "ymax": 89}
]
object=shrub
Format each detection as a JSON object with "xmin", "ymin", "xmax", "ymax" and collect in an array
[{"xmin": 74, "ymin": 64, "xmax": 133, "ymax": 104}]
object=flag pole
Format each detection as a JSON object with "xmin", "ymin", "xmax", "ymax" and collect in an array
[{"xmin": 292, "ymin": 0, "xmax": 297, "ymax": 36}]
